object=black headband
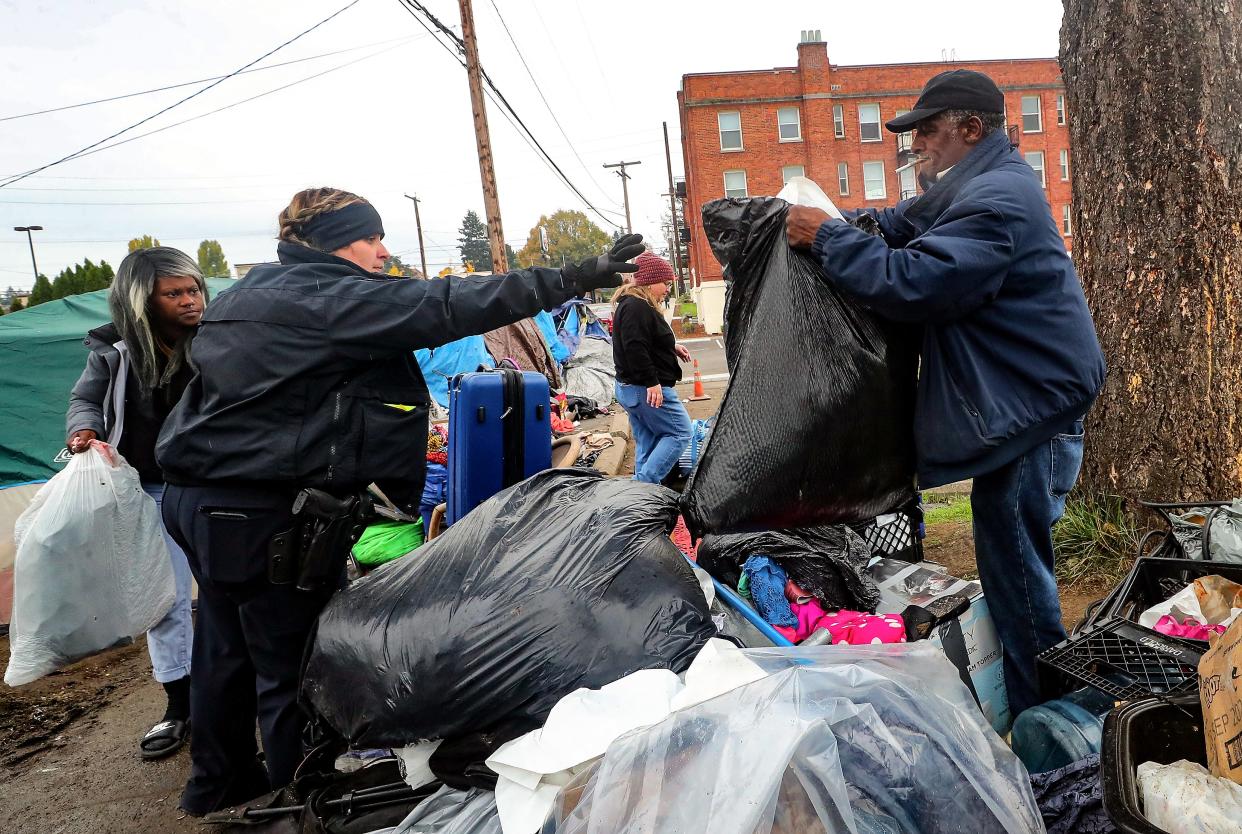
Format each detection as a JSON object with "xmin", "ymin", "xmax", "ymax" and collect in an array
[{"xmin": 301, "ymin": 201, "xmax": 385, "ymax": 252}]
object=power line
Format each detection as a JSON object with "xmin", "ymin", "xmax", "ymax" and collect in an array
[
  {"xmin": 394, "ymin": 0, "xmax": 624, "ymax": 228},
  {"xmin": 16, "ymin": 42, "xmax": 408, "ymax": 170},
  {"xmin": 0, "ymin": 35, "xmax": 418, "ymax": 123},
  {"xmin": 0, "ymin": 0, "xmax": 366, "ymax": 189},
  {"xmin": 484, "ymin": 0, "xmax": 619, "ymax": 209}
]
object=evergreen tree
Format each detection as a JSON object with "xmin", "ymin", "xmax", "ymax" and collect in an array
[
  {"xmin": 26, "ymin": 274, "xmax": 54, "ymax": 307},
  {"xmin": 197, "ymin": 240, "xmax": 229, "ymax": 278},
  {"xmin": 457, "ymin": 210, "xmax": 492, "ymax": 271}
]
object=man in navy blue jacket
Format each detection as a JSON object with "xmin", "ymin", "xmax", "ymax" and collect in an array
[{"xmin": 788, "ymin": 70, "xmax": 1105, "ymax": 717}]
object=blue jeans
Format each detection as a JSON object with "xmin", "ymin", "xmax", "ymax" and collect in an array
[
  {"xmin": 615, "ymin": 382, "xmax": 692, "ymax": 484},
  {"xmin": 970, "ymin": 422, "xmax": 1085, "ymax": 718},
  {"xmin": 143, "ymin": 483, "xmax": 194, "ymax": 684}
]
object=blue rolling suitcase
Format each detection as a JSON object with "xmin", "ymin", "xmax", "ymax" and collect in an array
[{"xmin": 447, "ymin": 366, "xmax": 552, "ymax": 524}]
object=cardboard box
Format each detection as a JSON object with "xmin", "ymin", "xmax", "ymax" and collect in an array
[
  {"xmin": 1200, "ymin": 614, "xmax": 1242, "ymax": 785},
  {"xmin": 869, "ymin": 558, "xmax": 1012, "ymax": 734}
]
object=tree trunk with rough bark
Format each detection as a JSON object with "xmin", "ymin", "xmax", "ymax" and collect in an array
[{"xmin": 1060, "ymin": 0, "xmax": 1242, "ymax": 503}]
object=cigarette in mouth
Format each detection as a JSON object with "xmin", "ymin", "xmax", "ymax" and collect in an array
[{"xmin": 894, "ymin": 156, "xmax": 929, "ymax": 174}]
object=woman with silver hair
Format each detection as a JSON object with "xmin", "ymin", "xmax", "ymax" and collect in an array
[{"xmin": 65, "ymin": 245, "xmax": 208, "ymax": 760}]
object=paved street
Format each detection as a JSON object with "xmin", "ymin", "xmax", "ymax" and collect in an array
[{"xmin": 676, "ymin": 335, "xmax": 729, "ymax": 383}]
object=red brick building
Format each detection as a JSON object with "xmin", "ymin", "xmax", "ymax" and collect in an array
[{"xmin": 677, "ymin": 35, "xmax": 1073, "ymax": 333}]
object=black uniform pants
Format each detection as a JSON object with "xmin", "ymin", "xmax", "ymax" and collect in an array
[{"xmin": 163, "ymin": 484, "xmax": 334, "ymax": 816}]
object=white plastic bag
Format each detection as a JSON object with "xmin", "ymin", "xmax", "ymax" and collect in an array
[
  {"xmin": 776, "ymin": 175, "xmax": 846, "ymax": 219},
  {"xmin": 1137, "ymin": 759, "xmax": 1242, "ymax": 834},
  {"xmin": 5, "ymin": 442, "xmax": 174, "ymax": 686}
]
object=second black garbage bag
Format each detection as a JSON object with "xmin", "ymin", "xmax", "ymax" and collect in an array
[
  {"xmin": 302, "ymin": 469, "xmax": 715, "ymax": 750},
  {"xmin": 681, "ymin": 197, "xmax": 918, "ymax": 535}
]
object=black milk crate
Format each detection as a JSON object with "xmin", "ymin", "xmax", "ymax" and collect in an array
[
  {"xmin": 851, "ymin": 499, "xmax": 924, "ymax": 564},
  {"xmin": 1104, "ymin": 556, "xmax": 1242, "ymax": 631},
  {"xmin": 1037, "ymin": 617, "xmax": 1205, "ymax": 702}
]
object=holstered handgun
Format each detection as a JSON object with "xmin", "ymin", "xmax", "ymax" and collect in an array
[{"xmin": 269, "ymin": 488, "xmax": 374, "ymax": 591}]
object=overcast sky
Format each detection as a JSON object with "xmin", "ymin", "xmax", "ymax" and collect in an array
[{"xmin": 0, "ymin": 0, "xmax": 1065, "ymax": 288}]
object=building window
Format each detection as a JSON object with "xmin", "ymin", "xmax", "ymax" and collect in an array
[
  {"xmin": 833, "ymin": 104, "xmax": 845, "ymax": 138},
  {"xmin": 777, "ymin": 107, "xmax": 802, "ymax": 142},
  {"xmin": 781, "ymin": 164, "xmax": 805, "ymax": 183},
  {"xmin": 1025, "ymin": 151, "xmax": 1046, "ymax": 187},
  {"xmin": 1021, "ymin": 95, "xmax": 1042, "ymax": 133},
  {"xmin": 899, "ymin": 165, "xmax": 918, "ymax": 200},
  {"xmin": 1062, "ymin": 204, "xmax": 1072, "ymax": 236},
  {"xmin": 723, "ymin": 169, "xmax": 748, "ymax": 198},
  {"xmin": 863, "ymin": 161, "xmax": 886, "ymax": 199},
  {"xmin": 718, "ymin": 111, "xmax": 742, "ymax": 151},
  {"xmin": 859, "ymin": 104, "xmax": 882, "ymax": 142},
  {"xmin": 837, "ymin": 162, "xmax": 850, "ymax": 195},
  {"xmin": 1056, "ymin": 94, "xmax": 1066, "ymax": 125},
  {"xmin": 1060, "ymin": 149, "xmax": 1070, "ymax": 181},
  {"xmin": 895, "ymin": 109, "xmax": 913, "ymax": 152}
]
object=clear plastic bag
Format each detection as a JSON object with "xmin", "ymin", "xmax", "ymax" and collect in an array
[
  {"xmin": 5, "ymin": 442, "xmax": 174, "ymax": 686},
  {"xmin": 1137, "ymin": 759, "xmax": 1242, "ymax": 834},
  {"xmin": 542, "ymin": 644, "xmax": 1043, "ymax": 834},
  {"xmin": 388, "ymin": 786, "xmax": 502, "ymax": 834}
]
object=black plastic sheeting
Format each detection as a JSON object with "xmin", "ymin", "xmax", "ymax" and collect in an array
[
  {"xmin": 302, "ymin": 469, "xmax": 715, "ymax": 750},
  {"xmin": 697, "ymin": 526, "xmax": 880, "ymax": 614},
  {"xmin": 681, "ymin": 197, "xmax": 918, "ymax": 536}
]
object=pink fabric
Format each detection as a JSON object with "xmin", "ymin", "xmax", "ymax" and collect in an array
[
  {"xmin": 1153, "ymin": 614, "xmax": 1227, "ymax": 642},
  {"xmin": 787, "ymin": 599, "xmax": 828, "ymax": 642},
  {"xmin": 813, "ymin": 610, "xmax": 907, "ymax": 646},
  {"xmin": 774, "ymin": 625, "xmax": 798, "ymax": 643}
]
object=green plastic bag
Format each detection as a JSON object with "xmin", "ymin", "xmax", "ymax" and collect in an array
[{"xmin": 352, "ymin": 520, "xmax": 425, "ymax": 567}]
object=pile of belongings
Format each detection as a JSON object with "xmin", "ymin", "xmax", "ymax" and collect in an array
[
  {"xmin": 681, "ymin": 179, "xmax": 918, "ymax": 536},
  {"xmin": 1168, "ymin": 501, "xmax": 1242, "ymax": 562}
]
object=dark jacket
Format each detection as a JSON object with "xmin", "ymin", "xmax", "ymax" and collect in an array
[
  {"xmin": 67, "ymin": 323, "xmax": 191, "ymax": 482},
  {"xmin": 156, "ymin": 242, "xmax": 581, "ymax": 511},
  {"xmin": 612, "ymin": 294, "xmax": 682, "ymax": 388},
  {"xmin": 811, "ymin": 128, "xmax": 1105, "ymax": 487}
]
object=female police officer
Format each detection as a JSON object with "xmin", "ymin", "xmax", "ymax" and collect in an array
[{"xmin": 155, "ymin": 186, "xmax": 642, "ymax": 815}]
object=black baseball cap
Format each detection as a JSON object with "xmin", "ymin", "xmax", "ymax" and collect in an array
[{"xmin": 885, "ymin": 69, "xmax": 1005, "ymax": 132}]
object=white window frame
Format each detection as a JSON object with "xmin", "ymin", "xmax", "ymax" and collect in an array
[
  {"xmin": 1021, "ymin": 95, "xmax": 1043, "ymax": 133},
  {"xmin": 837, "ymin": 162, "xmax": 850, "ymax": 195},
  {"xmin": 1056, "ymin": 94, "xmax": 1066, "ymax": 125},
  {"xmin": 858, "ymin": 103, "xmax": 882, "ymax": 142},
  {"xmin": 862, "ymin": 161, "xmax": 886, "ymax": 200},
  {"xmin": 1062, "ymin": 204, "xmax": 1073, "ymax": 236},
  {"xmin": 718, "ymin": 111, "xmax": 743, "ymax": 151},
  {"xmin": 777, "ymin": 107, "xmax": 802, "ymax": 142},
  {"xmin": 1025, "ymin": 151, "xmax": 1046, "ymax": 187},
  {"xmin": 833, "ymin": 104, "xmax": 845, "ymax": 138},
  {"xmin": 895, "ymin": 109, "xmax": 913, "ymax": 152},
  {"xmin": 781, "ymin": 164, "xmax": 805, "ymax": 183},
  {"xmin": 723, "ymin": 169, "xmax": 748, "ymax": 198},
  {"xmin": 1059, "ymin": 149, "xmax": 1070, "ymax": 181},
  {"xmin": 899, "ymin": 165, "xmax": 918, "ymax": 200}
]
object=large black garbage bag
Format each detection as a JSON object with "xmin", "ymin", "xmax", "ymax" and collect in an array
[
  {"xmin": 697, "ymin": 525, "xmax": 880, "ymax": 613},
  {"xmin": 302, "ymin": 469, "xmax": 715, "ymax": 750},
  {"xmin": 681, "ymin": 197, "xmax": 918, "ymax": 536}
]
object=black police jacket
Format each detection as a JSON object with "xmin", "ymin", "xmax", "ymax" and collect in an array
[{"xmin": 156, "ymin": 242, "xmax": 580, "ymax": 511}]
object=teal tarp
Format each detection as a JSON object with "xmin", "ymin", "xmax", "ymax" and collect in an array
[
  {"xmin": 414, "ymin": 335, "xmax": 494, "ymax": 408},
  {"xmin": 0, "ymin": 279, "xmax": 237, "ymax": 487}
]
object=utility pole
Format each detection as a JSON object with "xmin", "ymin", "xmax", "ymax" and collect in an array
[
  {"xmin": 661, "ymin": 122, "xmax": 686, "ymax": 295},
  {"xmin": 13, "ymin": 225, "xmax": 43, "ymax": 286},
  {"xmin": 603, "ymin": 160, "xmax": 642, "ymax": 234},
  {"xmin": 457, "ymin": 0, "xmax": 507, "ymax": 271},
  {"xmin": 403, "ymin": 194, "xmax": 429, "ymax": 278}
]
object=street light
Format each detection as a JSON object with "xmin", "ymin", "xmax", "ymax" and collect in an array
[{"xmin": 13, "ymin": 225, "xmax": 43, "ymax": 285}]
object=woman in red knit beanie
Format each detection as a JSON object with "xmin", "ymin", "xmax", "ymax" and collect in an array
[{"xmin": 611, "ymin": 251, "xmax": 693, "ymax": 483}]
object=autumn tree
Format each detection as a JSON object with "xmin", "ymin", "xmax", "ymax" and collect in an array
[
  {"xmin": 128, "ymin": 235, "xmax": 161, "ymax": 252},
  {"xmin": 515, "ymin": 210, "xmax": 610, "ymax": 268},
  {"xmin": 1061, "ymin": 0, "xmax": 1242, "ymax": 501},
  {"xmin": 382, "ymin": 254, "xmax": 424, "ymax": 278},
  {"xmin": 197, "ymin": 240, "xmax": 229, "ymax": 278}
]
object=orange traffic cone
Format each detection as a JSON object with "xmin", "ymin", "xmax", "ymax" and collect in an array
[{"xmin": 689, "ymin": 359, "xmax": 711, "ymax": 401}]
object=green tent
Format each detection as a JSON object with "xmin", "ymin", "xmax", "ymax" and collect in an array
[{"xmin": 0, "ymin": 279, "xmax": 236, "ymax": 622}]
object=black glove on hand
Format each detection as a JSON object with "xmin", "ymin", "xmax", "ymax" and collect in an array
[{"xmin": 562, "ymin": 233, "xmax": 645, "ymax": 293}]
